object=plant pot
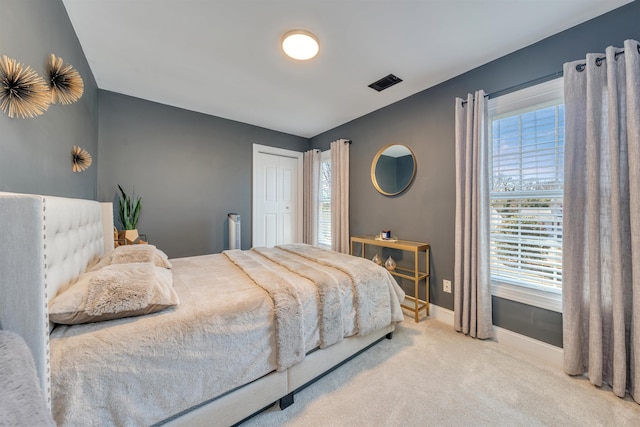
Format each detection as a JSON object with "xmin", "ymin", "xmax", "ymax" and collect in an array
[{"xmin": 118, "ymin": 229, "xmax": 139, "ymax": 245}]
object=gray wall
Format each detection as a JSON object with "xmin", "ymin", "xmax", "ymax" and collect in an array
[
  {"xmin": 311, "ymin": 0, "xmax": 640, "ymax": 346},
  {"xmin": 97, "ymin": 91, "xmax": 309, "ymax": 258},
  {"xmin": 0, "ymin": 0, "xmax": 98, "ymax": 199}
]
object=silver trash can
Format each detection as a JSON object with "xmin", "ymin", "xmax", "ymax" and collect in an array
[{"xmin": 228, "ymin": 213, "xmax": 240, "ymax": 250}]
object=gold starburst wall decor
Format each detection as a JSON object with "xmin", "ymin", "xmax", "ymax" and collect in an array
[
  {"xmin": 46, "ymin": 54, "xmax": 84, "ymax": 105},
  {"xmin": 72, "ymin": 145, "xmax": 92, "ymax": 172},
  {"xmin": 0, "ymin": 55, "xmax": 51, "ymax": 119}
]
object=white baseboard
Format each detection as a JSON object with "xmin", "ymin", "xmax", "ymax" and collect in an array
[
  {"xmin": 428, "ymin": 304, "xmax": 564, "ymax": 371},
  {"xmin": 492, "ymin": 326, "xmax": 564, "ymax": 371},
  {"xmin": 428, "ymin": 303, "xmax": 455, "ymax": 325}
]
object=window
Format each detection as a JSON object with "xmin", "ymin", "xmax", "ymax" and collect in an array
[
  {"xmin": 488, "ymin": 78, "xmax": 564, "ymax": 312},
  {"xmin": 317, "ymin": 150, "xmax": 331, "ymax": 248}
]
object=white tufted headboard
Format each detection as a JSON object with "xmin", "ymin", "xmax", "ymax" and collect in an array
[{"xmin": 0, "ymin": 192, "xmax": 113, "ymax": 407}]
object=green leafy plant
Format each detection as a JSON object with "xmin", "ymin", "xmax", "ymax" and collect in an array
[{"xmin": 117, "ymin": 184, "xmax": 142, "ymax": 230}]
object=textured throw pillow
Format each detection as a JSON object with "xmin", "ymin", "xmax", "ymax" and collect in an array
[
  {"xmin": 89, "ymin": 244, "xmax": 172, "ymax": 272},
  {"xmin": 49, "ymin": 262, "xmax": 178, "ymax": 325}
]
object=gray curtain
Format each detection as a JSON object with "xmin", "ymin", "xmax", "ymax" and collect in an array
[
  {"xmin": 453, "ymin": 91, "xmax": 493, "ymax": 339},
  {"xmin": 330, "ymin": 139, "xmax": 349, "ymax": 253},
  {"xmin": 563, "ymin": 39, "xmax": 640, "ymax": 401},
  {"xmin": 303, "ymin": 149, "xmax": 321, "ymax": 245}
]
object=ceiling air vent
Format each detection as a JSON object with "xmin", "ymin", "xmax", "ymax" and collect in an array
[{"xmin": 368, "ymin": 74, "xmax": 402, "ymax": 92}]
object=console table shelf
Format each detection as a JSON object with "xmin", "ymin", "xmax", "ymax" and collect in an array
[{"xmin": 350, "ymin": 236, "xmax": 430, "ymax": 322}]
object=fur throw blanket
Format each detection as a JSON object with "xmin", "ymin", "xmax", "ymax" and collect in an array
[
  {"xmin": 223, "ymin": 249, "xmax": 306, "ymax": 370},
  {"xmin": 252, "ymin": 246, "xmax": 346, "ymax": 348},
  {"xmin": 0, "ymin": 331, "xmax": 55, "ymax": 427},
  {"xmin": 224, "ymin": 244, "xmax": 405, "ymax": 370},
  {"xmin": 277, "ymin": 244, "xmax": 405, "ymax": 336}
]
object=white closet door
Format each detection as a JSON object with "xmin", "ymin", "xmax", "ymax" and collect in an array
[{"xmin": 253, "ymin": 145, "xmax": 302, "ymax": 247}]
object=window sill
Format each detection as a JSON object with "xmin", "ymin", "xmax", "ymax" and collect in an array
[{"xmin": 491, "ymin": 281, "xmax": 562, "ymax": 313}]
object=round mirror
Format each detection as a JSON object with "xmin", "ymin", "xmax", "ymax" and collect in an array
[{"xmin": 371, "ymin": 144, "xmax": 416, "ymax": 196}]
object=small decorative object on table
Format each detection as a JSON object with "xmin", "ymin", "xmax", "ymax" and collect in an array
[
  {"xmin": 117, "ymin": 184, "xmax": 144, "ymax": 244},
  {"xmin": 384, "ymin": 256, "xmax": 396, "ymax": 271},
  {"xmin": 381, "ymin": 230, "xmax": 391, "ymax": 239},
  {"xmin": 372, "ymin": 253, "xmax": 382, "ymax": 265}
]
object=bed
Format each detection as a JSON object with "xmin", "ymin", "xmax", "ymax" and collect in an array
[{"xmin": 0, "ymin": 192, "xmax": 405, "ymax": 426}]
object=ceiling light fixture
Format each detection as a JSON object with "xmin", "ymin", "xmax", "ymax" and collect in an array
[{"xmin": 281, "ymin": 30, "xmax": 319, "ymax": 61}]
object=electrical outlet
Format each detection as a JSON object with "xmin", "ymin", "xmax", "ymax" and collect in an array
[{"xmin": 443, "ymin": 279, "xmax": 452, "ymax": 293}]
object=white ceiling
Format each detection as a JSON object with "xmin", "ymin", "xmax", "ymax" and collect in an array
[{"xmin": 62, "ymin": 0, "xmax": 632, "ymax": 138}]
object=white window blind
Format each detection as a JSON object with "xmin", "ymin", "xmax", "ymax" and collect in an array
[
  {"xmin": 488, "ymin": 78, "xmax": 564, "ymax": 295},
  {"xmin": 317, "ymin": 151, "xmax": 331, "ymax": 248}
]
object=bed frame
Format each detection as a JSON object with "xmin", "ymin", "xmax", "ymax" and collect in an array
[{"xmin": 0, "ymin": 192, "xmax": 394, "ymax": 426}]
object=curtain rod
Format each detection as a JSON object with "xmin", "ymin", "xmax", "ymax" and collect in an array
[
  {"xmin": 310, "ymin": 140, "xmax": 351, "ymax": 151},
  {"xmin": 575, "ymin": 44, "xmax": 638, "ymax": 71},
  {"xmin": 461, "ymin": 70, "xmax": 563, "ymax": 105},
  {"xmin": 488, "ymin": 70, "xmax": 563, "ymax": 99},
  {"xmin": 461, "ymin": 42, "xmax": 640, "ymax": 105}
]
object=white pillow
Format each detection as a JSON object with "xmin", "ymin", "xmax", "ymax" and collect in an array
[
  {"xmin": 89, "ymin": 244, "xmax": 172, "ymax": 272},
  {"xmin": 49, "ymin": 262, "xmax": 178, "ymax": 325}
]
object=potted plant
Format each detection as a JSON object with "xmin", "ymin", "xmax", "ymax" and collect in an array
[{"xmin": 117, "ymin": 184, "xmax": 142, "ymax": 244}]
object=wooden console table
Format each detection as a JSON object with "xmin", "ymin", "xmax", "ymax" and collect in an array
[{"xmin": 350, "ymin": 236, "xmax": 430, "ymax": 322}]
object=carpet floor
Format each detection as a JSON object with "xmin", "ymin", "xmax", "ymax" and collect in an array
[{"xmin": 241, "ymin": 317, "xmax": 640, "ymax": 426}]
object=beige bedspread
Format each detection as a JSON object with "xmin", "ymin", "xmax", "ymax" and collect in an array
[{"xmin": 50, "ymin": 246, "xmax": 404, "ymax": 426}]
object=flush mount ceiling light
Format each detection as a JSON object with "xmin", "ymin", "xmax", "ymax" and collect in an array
[{"xmin": 281, "ymin": 30, "xmax": 319, "ymax": 60}]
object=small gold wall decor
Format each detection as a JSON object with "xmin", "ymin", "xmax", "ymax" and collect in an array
[
  {"xmin": 71, "ymin": 145, "xmax": 92, "ymax": 172},
  {"xmin": 46, "ymin": 54, "xmax": 84, "ymax": 105},
  {"xmin": 0, "ymin": 55, "xmax": 51, "ymax": 118}
]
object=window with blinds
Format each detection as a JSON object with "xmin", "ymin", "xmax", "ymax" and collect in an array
[
  {"xmin": 317, "ymin": 151, "xmax": 331, "ymax": 248},
  {"xmin": 488, "ymin": 78, "xmax": 564, "ymax": 295}
]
